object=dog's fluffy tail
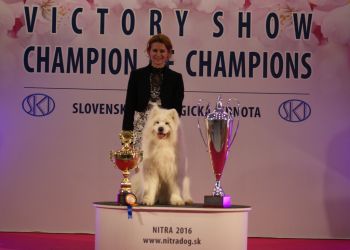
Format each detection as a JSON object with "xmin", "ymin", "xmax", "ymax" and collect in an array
[
  {"xmin": 131, "ymin": 170, "xmax": 144, "ymax": 203},
  {"xmin": 177, "ymin": 125, "xmax": 193, "ymax": 204},
  {"xmin": 182, "ymin": 175, "xmax": 192, "ymax": 204}
]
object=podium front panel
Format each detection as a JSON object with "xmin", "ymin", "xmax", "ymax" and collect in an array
[{"xmin": 94, "ymin": 202, "xmax": 251, "ymax": 250}]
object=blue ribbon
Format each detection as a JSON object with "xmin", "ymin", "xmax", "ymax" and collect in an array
[{"xmin": 127, "ymin": 205, "xmax": 133, "ymax": 219}]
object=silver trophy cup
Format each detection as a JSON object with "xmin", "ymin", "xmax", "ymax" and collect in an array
[{"xmin": 198, "ymin": 96, "xmax": 239, "ymax": 207}]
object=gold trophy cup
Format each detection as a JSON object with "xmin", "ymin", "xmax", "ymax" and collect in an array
[{"xmin": 110, "ymin": 131, "xmax": 142, "ymax": 206}]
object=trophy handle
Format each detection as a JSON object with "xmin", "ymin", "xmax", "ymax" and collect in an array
[
  {"xmin": 197, "ymin": 98, "xmax": 211, "ymax": 150},
  {"xmin": 227, "ymin": 98, "xmax": 240, "ymax": 150},
  {"xmin": 110, "ymin": 151, "xmax": 116, "ymax": 165}
]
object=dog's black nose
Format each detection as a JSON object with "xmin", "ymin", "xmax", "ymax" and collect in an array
[{"xmin": 158, "ymin": 127, "xmax": 164, "ymax": 133}]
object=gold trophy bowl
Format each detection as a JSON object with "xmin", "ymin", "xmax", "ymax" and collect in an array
[{"xmin": 110, "ymin": 131, "xmax": 142, "ymax": 206}]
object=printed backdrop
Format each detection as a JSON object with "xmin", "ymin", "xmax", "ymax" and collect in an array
[{"xmin": 0, "ymin": 0, "xmax": 350, "ymax": 238}]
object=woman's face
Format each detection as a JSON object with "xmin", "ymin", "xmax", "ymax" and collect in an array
[{"xmin": 148, "ymin": 42, "xmax": 170, "ymax": 68}]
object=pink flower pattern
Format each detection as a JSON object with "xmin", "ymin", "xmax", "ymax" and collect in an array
[{"xmin": 1, "ymin": 0, "xmax": 349, "ymax": 63}]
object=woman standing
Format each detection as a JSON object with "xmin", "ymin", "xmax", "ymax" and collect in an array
[{"xmin": 122, "ymin": 34, "xmax": 184, "ymax": 148}]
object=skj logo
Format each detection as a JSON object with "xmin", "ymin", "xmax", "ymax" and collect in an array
[
  {"xmin": 278, "ymin": 99, "xmax": 311, "ymax": 122},
  {"xmin": 22, "ymin": 93, "xmax": 55, "ymax": 117}
]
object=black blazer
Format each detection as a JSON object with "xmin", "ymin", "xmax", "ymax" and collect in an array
[{"xmin": 122, "ymin": 64, "xmax": 184, "ymax": 131}]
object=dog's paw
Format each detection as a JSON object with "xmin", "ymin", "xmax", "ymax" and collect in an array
[
  {"xmin": 142, "ymin": 195, "xmax": 155, "ymax": 206},
  {"xmin": 184, "ymin": 198, "xmax": 193, "ymax": 205},
  {"xmin": 170, "ymin": 194, "xmax": 185, "ymax": 206}
]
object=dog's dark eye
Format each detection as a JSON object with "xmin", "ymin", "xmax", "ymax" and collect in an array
[
  {"xmin": 155, "ymin": 121, "xmax": 160, "ymax": 124},
  {"xmin": 165, "ymin": 122, "xmax": 169, "ymax": 125}
]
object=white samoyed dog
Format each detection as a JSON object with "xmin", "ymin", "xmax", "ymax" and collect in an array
[{"xmin": 132, "ymin": 105, "xmax": 192, "ymax": 206}]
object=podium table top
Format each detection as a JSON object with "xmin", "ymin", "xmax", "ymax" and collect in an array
[{"xmin": 94, "ymin": 201, "xmax": 251, "ymax": 213}]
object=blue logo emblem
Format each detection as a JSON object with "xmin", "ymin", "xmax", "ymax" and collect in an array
[
  {"xmin": 22, "ymin": 93, "xmax": 55, "ymax": 117},
  {"xmin": 278, "ymin": 99, "xmax": 311, "ymax": 122}
]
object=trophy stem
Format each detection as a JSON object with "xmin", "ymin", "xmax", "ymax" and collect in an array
[
  {"xmin": 117, "ymin": 170, "xmax": 133, "ymax": 205},
  {"xmin": 120, "ymin": 170, "xmax": 131, "ymax": 193},
  {"xmin": 213, "ymin": 180, "xmax": 225, "ymax": 197}
]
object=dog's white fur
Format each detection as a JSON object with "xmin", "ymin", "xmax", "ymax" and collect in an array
[{"xmin": 132, "ymin": 106, "xmax": 192, "ymax": 206}]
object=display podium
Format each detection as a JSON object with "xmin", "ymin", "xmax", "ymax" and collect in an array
[{"xmin": 94, "ymin": 202, "xmax": 251, "ymax": 250}]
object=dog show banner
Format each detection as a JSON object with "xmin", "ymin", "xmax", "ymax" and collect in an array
[{"xmin": 0, "ymin": 0, "xmax": 350, "ymax": 239}]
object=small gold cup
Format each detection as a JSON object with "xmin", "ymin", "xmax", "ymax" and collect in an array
[{"xmin": 110, "ymin": 131, "xmax": 143, "ymax": 205}]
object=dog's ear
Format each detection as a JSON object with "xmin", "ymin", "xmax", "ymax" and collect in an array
[
  {"xmin": 149, "ymin": 102, "xmax": 159, "ymax": 110},
  {"xmin": 148, "ymin": 104, "xmax": 160, "ymax": 120},
  {"xmin": 170, "ymin": 109, "xmax": 180, "ymax": 125}
]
